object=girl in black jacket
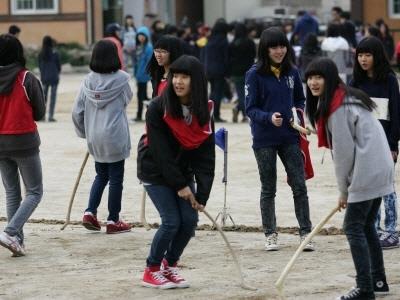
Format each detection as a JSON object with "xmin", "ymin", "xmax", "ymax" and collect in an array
[{"xmin": 138, "ymin": 55, "xmax": 215, "ymax": 289}]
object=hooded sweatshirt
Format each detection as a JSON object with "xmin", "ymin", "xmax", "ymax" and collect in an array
[
  {"xmin": 327, "ymin": 95, "xmax": 394, "ymax": 202},
  {"xmin": 134, "ymin": 26, "xmax": 153, "ymax": 83},
  {"xmin": 72, "ymin": 70, "xmax": 133, "ymax": 163},
  {"xmin": 245, "ymin": 64, "xmax": 305, "ymax": 149},
  {"xmin": 0, "ymin": 63, "xmax": 45, "ymax": 157}
]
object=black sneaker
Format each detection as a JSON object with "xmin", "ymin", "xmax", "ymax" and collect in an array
[
  {"xmin": 336, "ymin": 287, "xmax": 375, "ymax": 300},
  {"xmin": 374, "ymin": 279, "xmax": 389, "ymax": 294}
]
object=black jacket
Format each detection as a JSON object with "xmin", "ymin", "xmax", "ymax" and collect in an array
[
  {"xmin": 137, "ymin": 99, "xmax": 215, "ymax": 205},
  {"xmin": 229, "ymin": 37, "xmax": 256, "ymax": 76}
]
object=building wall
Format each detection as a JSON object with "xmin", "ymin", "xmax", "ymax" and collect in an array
[
  {"xmin": 363, "ymin": 0, "xmax": 400, "ymax": 45},
  {"xmin": 61, "ymin": 0, "xmax": 86, "ymax": 13},
  {"xmin": 0, "ymin": 1, "xmax": 9, "ymax": 14},
  {"xmin": 0, "ymin": 0, "xmax": 89, "ymax": 47}
]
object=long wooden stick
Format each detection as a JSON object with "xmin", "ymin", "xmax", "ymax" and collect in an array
[
  {"xmin": 202, "ymin": 210, "xmax": 257, "ymax": 291},
  {"xmin": 274, "ymin": 206, "xmax": 340, "ymax": 299},
  {"xmin": 140, "ymin": 188, "xmax": 151, "ymax": 230},
  {"xmin": 61, "ymin": 151, "xmax": 90, "ymax": 230}
]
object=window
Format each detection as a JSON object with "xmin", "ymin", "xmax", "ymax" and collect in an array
[
  {"xmin": 389, "ymin": 0, "xmax": 400, "ymax": 18},
  {"xmin": 11, "ymin": 0, "xmax": 59, "ymax": 15}
]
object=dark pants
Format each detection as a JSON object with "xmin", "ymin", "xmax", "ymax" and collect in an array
[
  {"xmin": 145, "ymin": 184, "xmax": 198, "ymax": 267},
  {"xmin": 344, "ymin": 198, "xmax": 386, "ymax": 292},
  {"xmin": 86, "ymin": 160, "xmax": 125, "ymax": 222},
  {"xmin": 43, "ymin": 83, "xmax": 58, "ymax": 120},
  {"xmin": 232, "ymin": 76, "xmax": 245, "ymax": 116},
  {"xmin": 209, "ymin": 77, "xmax": 225, "ymax": 119},
  {"xmin": 136, "ymin": 82, "xmax": 148, "ymax": 120},
  {"xmin": 254, "ymin": 144, "xmax": 312, "ymax": 236}
]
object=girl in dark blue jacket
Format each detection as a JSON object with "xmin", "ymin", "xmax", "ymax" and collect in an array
[
  {"xmin": 350, "ymin": 36, "xmax": 400, "ymax": 249},
  {"xmin": 245, "ymin": 27, "xmax": 313, "ymax": 251},
  {"xmin": 38, "ymin": 35, "xmax": 61, "ymax": 122}
]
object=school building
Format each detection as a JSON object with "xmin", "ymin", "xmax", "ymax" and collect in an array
[{"xmin": 352, "ymin": 0, "xmax": 400, "ymax": 41}]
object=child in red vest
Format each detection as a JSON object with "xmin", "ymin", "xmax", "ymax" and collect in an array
[{"xmin": 0, "ymin": 34, "xmax": 45, "ymax": 257}]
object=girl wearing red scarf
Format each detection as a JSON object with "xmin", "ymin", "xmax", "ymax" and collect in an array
[
  {"xmin": 305, "ymin": 57, "xmax": 392, "ymax": 300},
  {"xmin": 138, "ymin": 55, "xmax": 215, "ymax": 289}
]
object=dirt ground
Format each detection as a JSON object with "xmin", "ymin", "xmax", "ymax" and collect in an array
[{"xmin": 0, "ymin": 73, "xmax": 399, "ymax": 299}]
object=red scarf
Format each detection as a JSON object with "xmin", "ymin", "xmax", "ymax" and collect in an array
[
  {"xmin": 317, "ymin": 86, "xmax": 346, "ymax": 149},
  {"xmin": 163, "ymin": 100, "xmax": 214, "ymax": 150}
]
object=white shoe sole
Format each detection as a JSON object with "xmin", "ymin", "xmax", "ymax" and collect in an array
[
  {"xmin": 141, "ymin": 281, "xmax": 176, "ymax": 289},
  {"xmin": 174, "ymin": 282, "xmax": 190, "ymax": 288},
  {"xmin": 265, "ymin": 245, "xmax": 279, "ymax": 251}
]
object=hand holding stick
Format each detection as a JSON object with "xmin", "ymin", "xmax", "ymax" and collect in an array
[{"xmin": 140, "ymin": 188, "xmax": 151, "ymax": 230}]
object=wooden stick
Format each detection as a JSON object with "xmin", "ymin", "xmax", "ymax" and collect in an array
[
  {"xmin": 140, "ymin": 188, "xmax": 151, "ymax": 230},
  {"xmin": 202, "ymin": 210, "xmax": 257, "ymax": 291},
  {"xmin": 61, "ymin": 151, "xmax": 90, "ymax": 230},
  {"xmin": 275, "ymin": 206, "xmax": 340, "ymax": 299},
  {"xmin": 291, "ymin": 122, "xmax": 313, "ymax": 135}
]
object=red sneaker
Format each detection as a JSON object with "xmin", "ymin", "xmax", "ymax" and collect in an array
[
  {"xmin": 161, "ymin": 259, "xmax": 190, "ymax": 288},
  {"xmin": 82, "ymin": 213, "xmax": 101, "ymax": 231},
  {"xmin": 106, "ymin": 220, "xmax": 131, "ymax": 234},
  {"xmin": 141, "ymin": 266, "xmax": 176, "ymax": 289}
]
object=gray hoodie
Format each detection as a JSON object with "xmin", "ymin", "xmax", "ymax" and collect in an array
[
  {"xmin": 327, "ymin": 96, "xmax": 394, "ymax": 203},
  {"xmin": 72, "ymin": 70, "xmax": 133, "ymax": 163}
]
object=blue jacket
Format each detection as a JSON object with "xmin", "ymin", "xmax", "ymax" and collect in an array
[
  {"xmin": 38, "ymin": 50, "xmax": 61, "ymax": 85},
  {"xmin": 135, "ymin": 26, "xmax": 153, "ymax": 83},
  {"xmin": 293, "ymin": 12, "xmax": 319, "ymax": 46},
  {"xmin": 245, "ymin": 64, "xmax": 305, "ymax": 149},
  {"xmin": 350, "ymin": 73, "xmax": 400, "ymax": 152}
]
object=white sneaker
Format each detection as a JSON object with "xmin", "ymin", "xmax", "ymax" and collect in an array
[
  {"xmin": 265, "ymin": 233, "xmax": 279, "ymax": 251},
  {"xmin": 300, "ymin": 234, "xmax": 315, "ymax": 252},
  {"xmin": 0, "ymin": 232, "xmax": 25, "ymax": 257}
]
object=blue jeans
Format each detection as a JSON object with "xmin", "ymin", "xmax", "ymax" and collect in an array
[
  {"xmin": 254, "ymin": 144, "xmax": 312, "ymax": 236},
  {"xmin": 145, "ymin": 184, "xmax": 198, "ymax": 267},
  {"xmin": 86, "ymin": 160, "xmax": 125, "ymax": 222},
  {"xmin": 43, "ymin": 83, "xmax": 58, "ymax": 120},
  {"xmin": 344, "ymin": 198, "xmax": 386, "ymax": 292},
  {"xmin": 231, "ymin": 76, "xmax": 245, "ymax": 116},
  {"xmin": 376, "ymin": 192, "xmax": 397, "ymax": 234},
  {"xmin": 0, "ymin": 153, "xmax": 43, "ymax": 242}
]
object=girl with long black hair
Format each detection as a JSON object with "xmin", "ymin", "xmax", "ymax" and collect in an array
[
  {"xmin": 245, "ymin": 27, "xmax": 313, "ymax": 251},
  {"xmin": 38, "ymin": 35, "xmax": 61, "ymax": 122},
  {"xmin": 350, "ymin": 36, "xmax": 400, "ymax": 250},
  {"xmin": 138, "ymin": 55, "xmax": 215, "ymax": 289},
  {"xmin": 306, "ymin": 57, "xmax": 392, "ymax": 300}
]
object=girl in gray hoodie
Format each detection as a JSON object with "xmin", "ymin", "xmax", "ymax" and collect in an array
[
  {"xmin": 305, "ymin": 57, "xmax": 393, "ymax": 300},
  {"xmin": 72, "ymin": 40, "xmax": 133, "ymax": 234}
]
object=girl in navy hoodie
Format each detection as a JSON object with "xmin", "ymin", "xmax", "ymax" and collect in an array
[
  {"xmin": 245, "ymin": 27, "xmax": 313, "ymax": 251},
  {"xmin": 38, "ymin": 35, "xmax": 61, "ymax": 122},
  {"xmin": 350, "ymin": 36, "xmax": 400, "ymax": 249}
]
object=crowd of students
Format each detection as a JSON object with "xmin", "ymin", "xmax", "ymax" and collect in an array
[{"xmin": 0, "ymin": 6, "xmax": 399, "ymax": 299}]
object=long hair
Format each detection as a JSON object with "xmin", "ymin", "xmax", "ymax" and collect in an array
[
  {"xmin": 162, "ymin": 55, "xmax": 209, "ymax": 126},
  {"xmin": 256, "ymin": 27, "xmax": 293, "ymax": 76},
  {"xmin": 353, "ymin": 36, "xmax": 393, "ymax": 84},
  {"xmin": 0, "ymin": 34, "xmax": 26, "ymax": 67},
  {"xmin": 39, "ymin": 35, "xmax": 54, "ymax": 61},
  {"xmin": 305, "ymin": 57, "xmax": 375, "ymax": 128},
  {"xmin": 146, "ymin": 35, "xmax": 184, "ymax": 84}
]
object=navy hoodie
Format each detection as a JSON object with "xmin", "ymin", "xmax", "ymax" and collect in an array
[
  {"xmin": 350, "ymin": 73, "xmax": 400, "ymax": 152},
  {"xmin": 245, "ymin": 64, "xmax": 305, "ymax": 149}
]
